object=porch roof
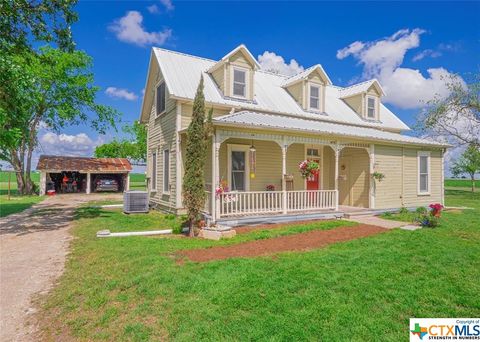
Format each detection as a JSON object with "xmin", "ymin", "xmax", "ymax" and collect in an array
[{"xmin": 213, "ymin": 111, "xmax": 449, "ymax": 148}]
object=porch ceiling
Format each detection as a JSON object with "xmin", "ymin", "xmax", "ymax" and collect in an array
[{"xmin": 213, "ymin": 111, "xmax": 449, "ymax": 148}]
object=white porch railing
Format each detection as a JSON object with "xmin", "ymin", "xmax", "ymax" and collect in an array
[
  {"xmin": 218, "ymin": 190, "xmax": 337, "ymax": 217},
  {"xmin": 287, "ymin": 190, "xmax": 337, "ymax": 211},
  {"xmin": 219, "ymin": 191, "xmax": 284, "ymax": 217}
]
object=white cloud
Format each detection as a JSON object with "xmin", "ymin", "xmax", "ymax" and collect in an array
[
  {"xmin": 147, "ymin": 4, "xmax": 160, "ymax": 13},
  {"xmin": 412, "ymin": 49, "xmax": 442, "ymax": 61},
  {"xmin": 336, "ymin": 28, "xmax": 464, "ymax": 109},
  {"xmin": 258, "ymin": 51, "xmax": 304, "ymax": 76},
  {"xmin": 37, "ymin": 132, "xmax": 104, "ymax": 157},
  {"xmin": 336, "ymin": 41, "xmax": 365, "ymax": 59},
  {"xmin": 109, "ymin": 11, "xmax": 172, "ymax": 47},
  {"xmin": 160, "ymin": 0, "xmax": 174, "ymax": 11},
  {"xmin": 105, "ymin": 87, "xmax": 138, "ymax": 101}
]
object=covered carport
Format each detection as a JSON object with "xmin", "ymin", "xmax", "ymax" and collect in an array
[{"xmin": 36, "ymin": 155, "xmax": 132, "ymax": 195}]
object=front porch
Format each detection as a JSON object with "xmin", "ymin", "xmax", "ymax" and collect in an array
[{"xmin": 202, "ymin": 128, "xmax": 376, "ymax": 223}]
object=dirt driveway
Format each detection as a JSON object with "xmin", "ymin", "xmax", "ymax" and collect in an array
[{"xmin": 0, "ymin": 193, "xmax": 122, "ymax": 342}]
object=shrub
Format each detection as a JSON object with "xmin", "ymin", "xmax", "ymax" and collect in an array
[
  {"xmin": 415, "ymin": 206, "xmax": 427, "ymax": 215},
  {"xmin": 415, "ymin": 203, "xmax": 444, "ymax": 228},
  {"xmin": 399, "ymin": 207, "xmax": 409, "ymax": 215}
]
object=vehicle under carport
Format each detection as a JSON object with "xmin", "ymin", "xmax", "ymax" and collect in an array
[{"xmin": 36, "ymin": 155, "xmax": 132, "ymax": 195}]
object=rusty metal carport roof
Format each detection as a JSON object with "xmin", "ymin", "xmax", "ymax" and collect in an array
[{"xmin": 36, "ymin": 155, "xmax": 132, "ymax": 172}]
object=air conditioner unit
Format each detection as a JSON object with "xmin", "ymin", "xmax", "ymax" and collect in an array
[{"xmin": 123, "ymin": 191, "xmax": 149, "ymax": 214}]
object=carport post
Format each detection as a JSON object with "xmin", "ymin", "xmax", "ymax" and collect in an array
[
  {"xmin": 39, "ymin": 171, "xmax": 46, "ymax": 196},
  {"xmin": 125, "ymin": 173, "xmax": 130, "ymax": 191},
  {"xmin": 86, "ymin": 173, "xmax": 91, "ymax": 194}
]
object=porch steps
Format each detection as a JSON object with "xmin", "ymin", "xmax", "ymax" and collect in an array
[
  {"xmin": 343, "ymin": 208, "xmax": 400, "ymax": 219},
  {"xmin": 217, "ymin": 211, "xmax": 344, "ymax": 227}
]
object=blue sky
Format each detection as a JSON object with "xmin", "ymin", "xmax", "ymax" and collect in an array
[{"xmin": 34, "ymin": 1, "xmax": 479, "ymax": 170}]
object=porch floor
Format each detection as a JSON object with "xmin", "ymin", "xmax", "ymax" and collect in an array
[{"xmin": 215, "ymin": 206, "xmax": 381, "ymax": 227}]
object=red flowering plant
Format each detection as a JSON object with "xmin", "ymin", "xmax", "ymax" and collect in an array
[
  {"xmin": 429, "ymin": 203, "xmax": 444, "ymax": 217},
  {"xmin": 298, "ymin": 160, "xmax": 319, "ymax": 179},
  {"xmin": 215, "ymin": 179, "xmax": 229, "ymax": 198},
  {"xmin": 415, "ymin": 203, "xmax": 444, "ymax": 228},
  {"xmin": 266, "ymin": 184, "xmax": 276, "ymax": 191}
]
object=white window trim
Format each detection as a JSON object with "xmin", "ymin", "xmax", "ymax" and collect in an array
[
  {"xmin": 150, "ymin": 150, "xmax": 158, "ymax": 192},
  {"xmin": 308, "ymin": 83, "xmax": 321, "ymax": 112},
  {"xmin": 230, "ymin": 66, "xmax": 249, "ymax": 99},
  {"xmin": 365, "ymin": 95, "xmax": 377, "ymax": 120},
  {"xmin": 162, "ymin": 148, "xmax": 170, "ymax": 194},
  {"xmin": 227, "ymin": 144, "xmax": 250, "ymax": 192},
  {"xmin": 417, "ymin": 151, "xmax": 431, "ymax": 195},
  {"xmin": 155, "ymin": 80, "xmax": 166, "ymax": 117}
]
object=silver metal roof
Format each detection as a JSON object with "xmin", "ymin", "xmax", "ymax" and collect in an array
[
  {"xmin": 213, "ymin": 111, "xmax": 448, "ymax": 147},
  {"xmin": 152, "ymin": 47, "xmax": 410, "ymax": 131}
]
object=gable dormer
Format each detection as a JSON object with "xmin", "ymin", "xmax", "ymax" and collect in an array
[
  {"xmin": 208, "ymin": 44, "xmax": 260, "ymax": 101},
  {"xmin": 282, "ymin": 65, "xmax": 332, "ymax": 113},
  {"xmin": 340, "ymin": 79, "xmax": 385, "ymax": 121}
]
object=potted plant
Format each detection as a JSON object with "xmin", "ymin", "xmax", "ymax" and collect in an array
[
  {"xmin": 298, "ymin": 160, "xmax": 319, "ymax": 179},
  {"xmin": 372, "ymin": 171, "xmax": 385, "ymax": 182},
  {"xmin": 266, "ymin": 184, "xmax": 276, "ymax": 191}
]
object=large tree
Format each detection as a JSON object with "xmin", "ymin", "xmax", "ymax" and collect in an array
[
  {"xmin": 182, "ymin": 76, "xmax": 213, "ymax": 236},
  {"xmin": 94, "ymin": 121, "xmax": 147, "ymax": 165},
  {"xmin": 417, "ymin": 73, "xmax": 480, "ymax": 146},
  {"xmin": 0, "ymin": 0, "xmax": 78, "ymax": 52},
  {"xmin": 451, "ymin": 144, "xmax": 480, "ymax": 192},
  {"xmin": 0, "ymin": 47, "xmax": 118, "ymax": 194}
]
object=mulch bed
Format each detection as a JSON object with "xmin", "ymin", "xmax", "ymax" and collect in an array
[
  {"xmin": 179, "ymin": 224, "xmax": 387, "ymax": 262},
  {"xmin": 235, "ymin": 219, "xmax": 336, "ymax": 235}
]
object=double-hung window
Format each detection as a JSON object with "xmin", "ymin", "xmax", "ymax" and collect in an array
[
  {"xmin": 163, "ymin": 149, "xmax": 170, "ymax": 193},
  {"xmin": 418, "ymin": 151, "xmax": 430, "ymax": 194},
  {"xmin": 366, "ymin": 96, "xmax": 376, "ymax": 119},
  {"xmin": 309, "ymin": 85, "xmax": 320, "ymax": 110},
  {"xmin": 151, "ymin": 152, "xmax": 157, "ymax": 191},
  {"xmin": 232, "ymin": 68, "xmax": 247, "ymax": 98},
  {"xmin": 156, "ymin": 82, "xmax": 166, "ymax": 116}
]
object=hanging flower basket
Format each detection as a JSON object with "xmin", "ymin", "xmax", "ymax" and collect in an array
[{"xmin": 298, "ymin": 160, "xmax": 319, "ymax": 179}]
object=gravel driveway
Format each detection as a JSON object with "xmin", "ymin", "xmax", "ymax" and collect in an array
[{"xmin": 0, "ymin": 193, "xmax": 122, "ymax": 342}]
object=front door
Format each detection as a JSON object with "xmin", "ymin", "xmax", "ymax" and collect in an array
[{"xmin": 306, "ymin": 158, "xmax": 320, "ymax": 190}]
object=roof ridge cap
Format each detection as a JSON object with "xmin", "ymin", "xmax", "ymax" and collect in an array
[{"xmin": 153, "ymin": 47, "xmax": 217, "ymax": 63}]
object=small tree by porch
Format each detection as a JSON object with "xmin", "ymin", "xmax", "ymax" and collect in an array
[{"xmin": 183, "ymin": 76, "xmax": 212, "ymax": 236}]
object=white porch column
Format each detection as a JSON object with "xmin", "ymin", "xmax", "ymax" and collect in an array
[
  {"xmin": 369, "ymin": 144, "xmax": 375, "ymax": 209},
  {"xmin": 334, "ymin": 146, "xmax": 340, "ymax": 211},
  {"xmin": 212, "ymin": 133, "xmax": 221, "ymax": 221},
  {"xmin": 86, "ymin": 172, "xmax": 91, "ymax": 194},
  {"xmin": 39, "ymin": 171, "xmax": 46, "ymax": 196},
  {"xmin": 441, "ymin": 148, "xmax": 445, "ymax": 205},
  {"xmin": 282, "ymin": 144, "xmax": 288, "ymax": 214}
]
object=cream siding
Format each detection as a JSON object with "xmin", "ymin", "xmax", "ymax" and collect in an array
[
  {"xmin": 338, "ymin": 148, "xmax": 370, "ymax": 208},
  {"xmin": 216, "ymin": 139, "xmax": 305, "ymax": 192},
  {"xmin": 180, "ymin": 104, "xmax": 230, "ymax": 130},
  {"xmin": 211, "ymin": 66, "xmax": 225, "ymax": 94},
  {"xmin": 374, "ymin": 145, "xmax": 443, "ymax": 209},
  {"xmin": 322, "ymin": 146, "xmax": 335, "ymax": 190},
  {"xmin": 344, "ymin": 94, "xmax": 364, "ymax": 117},
  {"xmin": 147, "ymin": 85, "xmax": 178, "ymax": 212},
  {"xmin": 286, "ymin": 82, "xmax": 304, "ymax": 108}
]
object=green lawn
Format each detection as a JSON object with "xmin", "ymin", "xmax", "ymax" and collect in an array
[
  {"xmin": 39, "ymin": 189, "xmax": 480, "ymax": 341},
  {"xmin": 445, "ymin": 178, "xmax": 479, "ymax": 189},
  {"xmin": 0, "ymin": 195, "xmax": 45, "ymax": 218}
]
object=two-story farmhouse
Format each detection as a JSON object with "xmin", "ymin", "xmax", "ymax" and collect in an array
[{"xmin": 140, "ymin": 44, "xmax": 447, "ymax": 224}]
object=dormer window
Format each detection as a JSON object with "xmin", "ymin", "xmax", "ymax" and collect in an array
[
  {"xmin": 309, "ymin": 85, "xmax": 320, "ymax": 111},
  {"xmin": 366, "ymin": 96, "xmax": 376, "ymax": 119},
  {"xmin": 232, "ymin": 67, "xmax": 247, "ymax": 98}
]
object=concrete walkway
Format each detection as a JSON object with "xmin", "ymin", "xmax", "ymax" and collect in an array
[
  {"xmin": 0, "ymin": 193, "xmax": 122, "ymax": 342},
  {"xmin": 348, "ymin": 215, "xmax": 420, "ymax": 230}
]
